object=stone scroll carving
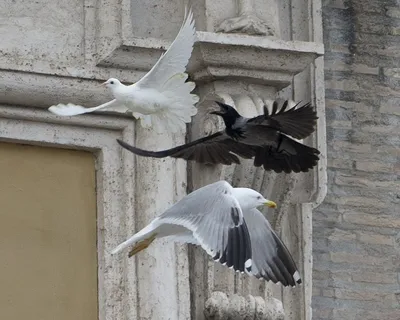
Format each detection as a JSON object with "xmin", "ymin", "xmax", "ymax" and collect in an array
[
  {"xmin": 217, "ymin": 0, "xmax": 279, "ymax": 36},
  {"xmin": 204, "ymin": 291, "xmax": 284, "ymax": 320}
]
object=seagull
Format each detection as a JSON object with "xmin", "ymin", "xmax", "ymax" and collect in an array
[
  {"xmin": 116, "ymin": 100, "xmax": 320, "ymax": 173},
  {"xmin": 111, "ymin": 180, "xmax": 301, "ymax": 286},
  {"xmin": 48, "ymin": 7, "xmax": 199, "ymax": 133}
]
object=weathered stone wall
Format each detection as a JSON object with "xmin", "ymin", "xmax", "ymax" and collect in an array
[{"xmin": 313, "ymin": 0, "xmax": 400, "ymax": 319}]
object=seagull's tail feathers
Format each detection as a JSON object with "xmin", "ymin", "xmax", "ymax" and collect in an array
[
  {"xmin": 110, "ymin": 220, "xmax": 159, "ymax": 255},
  {"xmin": 254, "ymin": 135, "xmax": 320, "ymax": 173},
  {"xmin": 146, "ymin": 72, "xmax": 199, "ymax": 133}
]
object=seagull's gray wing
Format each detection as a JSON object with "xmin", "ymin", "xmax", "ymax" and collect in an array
[
  {"xmin": 159, "ymin": 181, "xmax": 252, "ymax": 273},
  {"xmin": 243, "ymin": 208, "xmax": 302, "ymax": 287},
  {"xmin": 117, "ymin": 133, "xmax": 257, "ymax": 165},
  {"xmin": 249, "ymin": 100, "xmax": 318, "ymax": 139}
]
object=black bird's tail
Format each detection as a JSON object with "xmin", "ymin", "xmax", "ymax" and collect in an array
[
  {"xmin": 117, "ymin": 139, "xmax": 168, "ymax": 158},
  {"xmin": 254, "ymin": 134, "xmax": 320, "ymax": 173}
]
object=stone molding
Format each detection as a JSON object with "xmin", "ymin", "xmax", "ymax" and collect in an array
[
  {"xmin": 204, "ymin": 291, "xmax": 285, "ymax": 320},
  {"xmin": 0, "ymin": 105, "xmax": 136, "ymax": 320}
]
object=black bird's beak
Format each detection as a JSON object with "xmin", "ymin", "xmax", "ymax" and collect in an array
[{"xmin": 210, "ymin": 101, "xmax": 229, "ymax": 116}]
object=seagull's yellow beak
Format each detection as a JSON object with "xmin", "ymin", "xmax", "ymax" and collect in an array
[{"xmin": 264, "ymin": 200, "xmax": 277, "ymax": 208}]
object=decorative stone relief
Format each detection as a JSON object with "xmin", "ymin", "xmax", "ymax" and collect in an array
[
  {"xmin": 216, "ymin": 0, "xmax": 279, "ymax": 36},
  {"xmin": 204, "ymin": 291, "xmax": 285, "ymax": 320}
]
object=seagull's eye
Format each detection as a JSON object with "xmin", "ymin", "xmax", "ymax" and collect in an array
[
  {"xmin": 257, "ymin": 196, "xmax": 261, "ymax": 200},
  {"xmin": 110, "ymin": 81, "xmax": 114, "ymax": 85}
]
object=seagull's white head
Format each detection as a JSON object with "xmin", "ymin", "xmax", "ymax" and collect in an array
[
  {"xmin": 102, "ymin": 78, "xmax": 122, "ymax": 89},
  {"xmin": 232, "ymin": 188, "xmax": 277, "ymax": 211}
]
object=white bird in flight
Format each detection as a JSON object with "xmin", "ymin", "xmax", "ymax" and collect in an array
[
  {"xmin": 48, "ymin": 7, "xmax": 199, "ymax": 133},
  {"xmin": 111, "ymin": 180, "xmax": 302, "ymax": 286}
]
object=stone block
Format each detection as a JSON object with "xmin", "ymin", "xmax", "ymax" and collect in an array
[
  {"xmin": 356, "ymin": 161, "xmax": 393, "ymax": 173},
  {"xmin": 327, "ymin": 228, "xmax": 356, "ymax": 241},
  {"xmin": 330, "ymin": 252, "xmax": 393, "ymax": 266},
  {"xmin": 343, "ymin": 212, "xmax": 400, "ymax": 228},
  {"xmin": 352, "ymin": 271, "xmax": 398, "ymax": 284},
  {"xmin": 325, "ymin": 79, "xmax": 360, "ymax": 91},
  {"xmin": 356, "ymin": 232, "xmax": 394, "ymax": 246}
]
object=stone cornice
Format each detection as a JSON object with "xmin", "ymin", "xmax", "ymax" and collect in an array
[{"xmin": 0, "ymin": 31, "xmax": 323, "ymax": 108}]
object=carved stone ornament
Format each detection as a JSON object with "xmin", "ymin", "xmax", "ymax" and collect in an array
[
  {"xmin": 204, "ymin": 291, "xmax": 285, "ymax": 320},
  {"xmin": 217, "ymin": 12, "xmax": 275, "ymax": 36},
  {"xmin": 217, "ymin": 0, "xmax": 278, "ymax": 36}
]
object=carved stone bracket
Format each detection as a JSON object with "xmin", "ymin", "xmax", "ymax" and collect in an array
[{"xmin": 204, "ymin": 291, "xmax": 284, "ymax": 320}]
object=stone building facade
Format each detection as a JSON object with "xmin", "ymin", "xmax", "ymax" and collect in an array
[
  {"xmin": 0, "ymin": 0, "xmax": 397, "ymax": 320},
  {"xmin": 313, "ymin": 0, "xmax": 400, "ymax": 319}
]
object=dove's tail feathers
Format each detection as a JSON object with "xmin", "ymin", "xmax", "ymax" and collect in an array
[
  {"xmin": 148, "ymin": 72, "xmax": 198, "ymax": 132},
  {"xmin": 133, "ymin": 73, "xmax": 198, "ymax": 132},
  {"xmin": 48, "ymin": 100, "xmax": 120, "ymax": 117},
  {"xmin": 146, "ymin": 110, "xmax": 188, "ymax": 133},
  {"xmin": 111, "ymin": 220, "xmax": 159, "ymax": 255}
]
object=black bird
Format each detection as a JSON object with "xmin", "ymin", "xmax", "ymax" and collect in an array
[{"xmin": 117, "ymin": 100, "xmax": 320, "ymax": 173}]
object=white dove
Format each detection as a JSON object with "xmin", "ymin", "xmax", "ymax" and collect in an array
[{"xmin": 48, "ymin": 7, "xmax": 199, "ymax": 133}]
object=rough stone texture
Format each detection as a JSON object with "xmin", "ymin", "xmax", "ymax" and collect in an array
[
  {"xmin": 313, "ymin": 0, "xmax": 400, "ymax": 319},
  {"xmin": 0, "ymin": 0, "xmax": 325, "ymax": 319}
]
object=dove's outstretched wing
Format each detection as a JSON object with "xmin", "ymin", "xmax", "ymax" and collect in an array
[
  {"xmin": 48, "ymin": 99, "xmax": 128, "ymax": 117},
  {"xmin": 135, "ymin": 6, "xmax": 197, "ymax": 91}
]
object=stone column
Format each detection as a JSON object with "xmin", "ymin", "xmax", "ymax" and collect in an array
[{"xmin": 185, "ymin": 0, "xmax": 326, "ymax": 319}]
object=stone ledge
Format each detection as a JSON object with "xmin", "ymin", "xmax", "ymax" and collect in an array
[
  {"xmin": 0, "ymin": 32, "xmax": 323, "ymax": 109},
  {"xmin": 100, "ymin": 31, "xmax": 324, "ymax": 88}
]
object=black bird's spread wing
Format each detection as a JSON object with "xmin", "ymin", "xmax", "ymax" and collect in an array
[
  {"xmin": 252, "ymin": 133, "xmax": 320, "ymax": 173},
  {"xmin": 249, "ymin": 100, "xmax": 318, "ymax": 139},
  {"xmin": 117, "ymin": 133, "xmax": 257, "ymax": 166},
  {"xmin": 117, "ymin": 99, "xmax": 320, "ymax": 173}
]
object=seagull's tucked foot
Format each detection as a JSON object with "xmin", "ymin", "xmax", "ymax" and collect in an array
[{"xmin": 128, "ymin": 234, "xmax": 157, "ymax": 257}]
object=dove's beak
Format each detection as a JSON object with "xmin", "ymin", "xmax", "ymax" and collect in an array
[{"xmin": 99, "ymin": 81, "xmax": 107, "ymax": 87}]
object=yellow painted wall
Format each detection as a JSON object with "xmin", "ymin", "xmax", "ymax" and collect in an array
[{"xmin": 0, "ymin": 142, "xmax": 98, "ymax": 320}]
